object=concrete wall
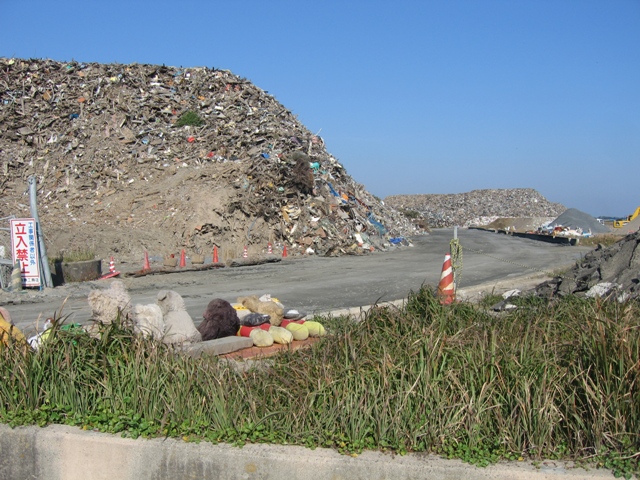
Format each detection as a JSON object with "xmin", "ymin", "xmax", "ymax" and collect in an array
[{"xmin": 0, "ymin": 424, "xmax": 612, "ymax": 480}]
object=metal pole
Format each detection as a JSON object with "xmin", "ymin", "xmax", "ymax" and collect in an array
[{"xmin": 28, "ymin": 176, "xmax": 53, "ymax": 288}]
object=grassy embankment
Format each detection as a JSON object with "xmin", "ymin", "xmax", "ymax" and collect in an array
[{"xmin": 1, "ymin": 288, "xmax": 638, "ymax": 478}]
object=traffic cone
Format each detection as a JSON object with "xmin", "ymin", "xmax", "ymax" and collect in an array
[
  {"xmin": 100, "ymin": 255, "xmax": 121, "ymax": 279},
  {"xmin": 179, "ymin": 249, "xmax": 186, "ymax": 267},
  {"xmin": 437, "ymin": 253, "xmax": 455, "ymax": 305},
  {"xmin": 282, "ymin": 245, "xmax": 288, "ymax": 258},
  {"xmin": 267, "ymin": 242, "xmax": 273, "ymax": 254},
  {"xmin": 213, "ymin": 245, "xmax": 219, "ymax": 263},
  {"xmin": 143, "ymin": 251, "xmax": 150, "ymax": 270},
  {"xmin": 243, "ymin": 246, "xmax": 248, "ymax": 258}
]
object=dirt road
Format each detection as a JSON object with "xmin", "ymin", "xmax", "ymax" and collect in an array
[{"xmin": 4, "ymin": 229, "xmax": 590, "ymax": 336}]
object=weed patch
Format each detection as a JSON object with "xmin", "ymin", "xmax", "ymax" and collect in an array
[
  {"xmin": 1, "ymin": 289, "xmax": 638, "ymax": 477},
  {"xmin": 175, "ymin": 110, "xmax": 204, "ymax": 127}
]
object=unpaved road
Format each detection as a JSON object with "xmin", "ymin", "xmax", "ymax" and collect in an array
[{"xmin": 4, "ymin": 229, "xmax": 590, "ymax": 336}]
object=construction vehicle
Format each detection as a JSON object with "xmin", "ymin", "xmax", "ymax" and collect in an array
[{"xmin": 613, "ymin": 206, "xmax": 640, "ymax": 228}]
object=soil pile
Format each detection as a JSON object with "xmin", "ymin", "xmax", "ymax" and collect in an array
[
  {"xmin": 549, "ymin": 208, "xmax": 610, "ymax": 234},
  {"xmin": 0, "ymin": 57, "xmax": 420, "ymax": 264},
  {"xmin": 483, "ymin": 217, "xmax": 555, "ymax": 232},
  {"xmin": 385, "ymin": 188, "xmax": 565, "ymax": 228},
  {"xmin": 535, "ymin": 231, "xmax": 640, "ymax": 300}
]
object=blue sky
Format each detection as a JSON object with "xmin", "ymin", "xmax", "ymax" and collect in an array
[{"xmin": 2, "ymin": 1, "xmax": 639, "ymax": 217}]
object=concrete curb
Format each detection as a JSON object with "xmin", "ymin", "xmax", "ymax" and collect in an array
[
  {"xmin": 314, "ymin": 272, "xmax": 552, "ymax": 321},
  {"xmin": 0, "ymin": 424, "xmax": 612, "ymax": 480}
]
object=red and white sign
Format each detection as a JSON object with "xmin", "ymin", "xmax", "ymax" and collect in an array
[{"xmin": 10, "ymin": 218, "xmax": 41, "ymax": 287}]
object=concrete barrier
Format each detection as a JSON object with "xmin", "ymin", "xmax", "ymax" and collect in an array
[
  {"xmin": 469, "ymin": 227, "xmax": 578, "ymax": 246},
  {"xmin": 0, "ymin": 424, "xmax": 611, "ymax": 480}
]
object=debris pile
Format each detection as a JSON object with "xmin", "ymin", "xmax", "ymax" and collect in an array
[
  {"xmin": 535, "ymin": 231, "xmax": 640, "ymax": 301},
  {"xmin": 0, "ymin": 57, "xmax": 421, "ymax": 263},
  {"xmin": 385, "ymin": 188, "xmax": 565, "ymax": 228},
  {"xmin": 547, "ymin": 208, "xmax": 611, "ymax": 235}
]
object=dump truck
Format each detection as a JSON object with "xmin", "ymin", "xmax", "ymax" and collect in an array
[{"xmin": 613, "ymin": 206, "xmax": 640, "ymax": 228}]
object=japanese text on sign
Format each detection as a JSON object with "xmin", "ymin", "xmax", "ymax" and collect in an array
[{"xmin": 10, "ymin": 218, "xmax": 41, "ymax": 287}]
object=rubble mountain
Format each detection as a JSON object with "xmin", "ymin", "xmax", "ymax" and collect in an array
[
  {"xmin": 385, "ymin": 188, "xmax": 566, "ymax": 228},
  {"xmin": 535, "ymin": 230, "xmax": 640, "ymax": 301},
  {"xmin": 0, "ymin": 57, "xmax": 420, "ymax": 265}
]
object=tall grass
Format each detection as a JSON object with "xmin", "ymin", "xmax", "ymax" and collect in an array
[{"xmin": 0, "ymin": 289, "xmax": 638, "ymax": 476}]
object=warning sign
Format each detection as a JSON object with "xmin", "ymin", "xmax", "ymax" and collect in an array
[{"xmin": 10, "ymin": 218, "xmax": 41, "ymax": 287}]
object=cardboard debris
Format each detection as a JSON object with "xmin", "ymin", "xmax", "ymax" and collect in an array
[{"xmin": 0, "ymin": 58, "xmax": 422, "ymax": 263}]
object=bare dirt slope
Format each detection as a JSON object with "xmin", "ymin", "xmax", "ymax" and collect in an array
[{"xmin": 0, "ymin": 57, "xmax": 420, "ymax": 264}]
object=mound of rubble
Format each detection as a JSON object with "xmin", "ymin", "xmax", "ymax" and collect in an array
[
  {"xmin": 0, "ymin": 57, "xmax": 420, "ymax": 264},
  {"xmin": 549, "ymin": 208, "xmax": 610, "ymax": 234},
  {"xmin": 384, "ymin": 188, "xmax": 565, "ymax": 228},
  {"xmin": 535, "ymin": 231, "xmax": 640, "ymax": 301}
]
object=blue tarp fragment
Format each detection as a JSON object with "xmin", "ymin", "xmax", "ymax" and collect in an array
[{"xmin": 368, "ymin": 213, "xmax": 387, "ymax": 235}]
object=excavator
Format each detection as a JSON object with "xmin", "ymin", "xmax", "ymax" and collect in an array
[{"xmin": 613, "ymin": 206, "xmax": 640, "ymax": 228}]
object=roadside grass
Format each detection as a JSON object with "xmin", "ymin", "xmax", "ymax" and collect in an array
[
  {"xmin": 50, "ymin": 247, "xmax": 96, "ymax": 263},
  {"xmin": 1, "ymin": 288, "xmax": 638, "ymax": 478},
  {"xmin": 578, "ymin": 234, "xmax": 622, "ymax": 248}
]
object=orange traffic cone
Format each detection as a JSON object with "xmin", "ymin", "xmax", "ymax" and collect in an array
[
  {"xmin": 100, "ymin": 255, "xmax": 121, "ymax": 279},
  {"xmin": 243, "ymin": 246, "xmax": 248, "ymax": 258},
  {"xmin": 213, "ymin": 245, "xmax": 219, "ymax": 263},
  {"xmin": 282, "ymin": 245, "xmax": 288, "ymax": 258},
  {"xmin": 179, "ymin": 249, "xmax": 186, "ymax": 267},
  {"xmin": 267, "ymin": 242, "xmax": 273, "ymax": 254},
  {"xmin": 437, "ymin": 253, "xmax": 455, "ymax": 305},
  {"xmin": 143, "ymin": 251, "xmax": 150, "ymax": 270}
]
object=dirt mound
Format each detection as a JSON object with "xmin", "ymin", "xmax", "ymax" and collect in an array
[
  {"xmin": 385, "ymin": 188, "xmax": 565, "ymax": 228},
  {"xmin": 484, "ymin": 217, "xmax": 555, "ymax": 232},
  {"xmin": 535, "ymin": 231, "xmax": 640, "ymax": 300},
  {"xmin": 0, "ymin": 57, "xmax": 420, "ymax": 264},
  {"xmin": 550, "ymin": 208, "xmax": 611, "ymax": 234}
]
